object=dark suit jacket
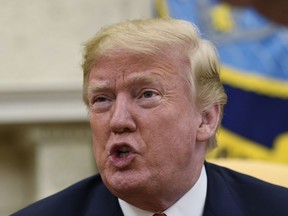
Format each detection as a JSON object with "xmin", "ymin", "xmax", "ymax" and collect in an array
[{"xmin": 12, "ymin": 162, "xmax": 288, "ymax": 216}]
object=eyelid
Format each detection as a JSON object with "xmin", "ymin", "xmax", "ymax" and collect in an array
[
  {"xmin": 139, "ymin": 89, "xmax": 160, "ymax": 98},
  {"xmin": 88, "ymin": 92, "xmax": 114, "ymax": 113},
  {"xmin": 92, "ymin": 93, "xmax": 114, "ymax": 102},
  {"xmin": 93, "ymin": 95, "xmax": 109, "ymax": 102},
  {"xmin": 136, "ymin": 88, "xmax": 162, "ymax": 108},
  {"xmin": 88, "ymin": 86, "xmax": 114, "ymax": 101},
  {"xmin": 137, "ymin": 88, "xmax": 163, "ymax": 102}
]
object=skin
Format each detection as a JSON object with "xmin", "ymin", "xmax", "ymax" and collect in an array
[{"xmin": 87, "ymin": 51, "xmax": 219, "ymax": 212}]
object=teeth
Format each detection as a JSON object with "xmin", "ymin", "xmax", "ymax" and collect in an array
[
  {"xmin": 117, "ymin": 146, "xmax": 130, "ymax": 157},
  {"xmin": 118, "ymin": 146, "xmax": 130, "ymax": 153},
  {"xmin": 119, "ymin": 152, "xmax": 129, "ymax": 158}
]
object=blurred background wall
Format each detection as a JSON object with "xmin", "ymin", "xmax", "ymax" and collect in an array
[{"xmin": 0, "ymin": 0, "xmax": 153, "ymax": 215}]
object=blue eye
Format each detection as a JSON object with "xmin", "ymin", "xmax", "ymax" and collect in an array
[
  {"xmin": 137, "ymin": 89, "xmax": 162, "ymax": 108},
  {"xmin": 142, "ymin": 91, "xmax": 156, "ymax": 98}
]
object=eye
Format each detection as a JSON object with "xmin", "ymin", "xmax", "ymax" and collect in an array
[
  {"xmin": 140, "ymin": 90, "xmax": 159, "ymax": 99},
  {"xmin": 89, "ymin": 95, "xmax": 113, "ymax": 112},
  {"xmin": 137, "ymin": 89, "xmax": 162, "ymax": 108},
  {"xmin": 94, "ymin": 96, "xmax": 108, "ymax": 103}
]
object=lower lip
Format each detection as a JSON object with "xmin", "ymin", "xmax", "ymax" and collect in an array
[{"xmin": 109, "ymin": 153, "xmax": 137, "ymax": 169}]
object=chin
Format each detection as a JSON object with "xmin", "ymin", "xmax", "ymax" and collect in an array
[{"xmin": 103, "ymin": 169, "xmax": 148, "ymax": 195}]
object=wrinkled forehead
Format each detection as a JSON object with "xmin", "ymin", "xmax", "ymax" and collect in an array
[{"xmin": 90, "ymin": 48, "xmax": 190, "ymax": 79}]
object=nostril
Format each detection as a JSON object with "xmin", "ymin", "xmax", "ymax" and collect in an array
[{"xmin": 113, "ymin": 127, "xmax": 133, "ymax": 134}]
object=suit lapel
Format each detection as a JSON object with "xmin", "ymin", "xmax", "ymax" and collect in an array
[
  {"xmin": 84, "ymin": 162, "xmax": 245, "ymax": 216},
  {"xmin": 203, "ymin": 162, "xmax": 244, "ymax": 216}
]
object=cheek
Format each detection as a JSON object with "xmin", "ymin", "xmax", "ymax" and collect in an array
[
  {"xmin": 90, "ymin": 116, "xmax": 109, "ymax": 166},
  {"xmin": 92, "ymin": 136, "xmax": 109, "ymax": 174},
  {"xmin": 91, "ymin": 135, "xmax": 103, "ymax": 168},
  {"xmin": 142, "ymin": 112, "xmax": 197, "ymax": 160},
  {"xmin": 90, "ymin": 114, "xmax": 110, "ymax": 142}
]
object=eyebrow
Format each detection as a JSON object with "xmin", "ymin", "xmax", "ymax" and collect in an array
[
  {"xmin": 88, "ymin": 80, "xmax": 112, "ymax": 93},
  {"xmin": 87, "ymin": 71, "xmax": 161, "ymax": 93},
  {"xmin": 126, "ymin": 73, "xmax": 158, "ymax": 85}
]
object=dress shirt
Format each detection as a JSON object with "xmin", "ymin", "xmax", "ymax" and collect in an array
[{"xmin": 119, "ymin": 165, "xmax": 207, "ymax": 216}]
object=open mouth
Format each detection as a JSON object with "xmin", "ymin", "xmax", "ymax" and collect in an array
[
  {"xmin": 109, "ymin": 144, "xmax": 136, "ymax": 168},
  {"xmin": 117, "ymin": 146, "xmax": 131, "ymax": 158},
  {"xmin": 110, "ymin": 144, "xmax": 134, "ymax": 158}
]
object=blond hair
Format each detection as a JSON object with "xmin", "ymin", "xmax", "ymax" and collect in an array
[{"xmin": 82, "ymin": 18, "xmax": 227, "ymax": 149}]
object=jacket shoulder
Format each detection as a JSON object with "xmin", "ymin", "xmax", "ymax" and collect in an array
[
  {"xmin": 12, "ymin": 174, "xmax": 120, "ymax": 216},
  {"xmin": 205, "ymin": 162, "xmax": 288, "ymax": 216}
]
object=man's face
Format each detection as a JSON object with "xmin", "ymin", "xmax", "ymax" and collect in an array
[{"xmin": 87, "ymin": 52, "xmax": 207, "ymax": 202}]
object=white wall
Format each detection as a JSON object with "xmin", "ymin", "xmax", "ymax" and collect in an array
[
  {"xmin": 0, "ymin": 0, "xmax": 153, "ymax": 89},
  {"xmin": 0, "ymin": 0, "xmax": 154, "ymax": 123}
]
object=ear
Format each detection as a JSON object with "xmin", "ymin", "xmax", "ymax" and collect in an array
[{"xmin": 196, "ymin": 104, "xmax": 220, "ymax": 142}]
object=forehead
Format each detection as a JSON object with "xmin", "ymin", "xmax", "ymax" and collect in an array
[{"xmin": 89, "ymin": 50, "xmax": 187, "ymax": 82}]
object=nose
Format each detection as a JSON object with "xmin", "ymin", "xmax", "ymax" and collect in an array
[{"xmin": 110, "ymin": 94, "xmax": 136, "ymax": 134}]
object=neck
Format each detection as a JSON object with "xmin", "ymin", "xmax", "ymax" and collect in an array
[{"xmin": 118, "ymin": 165, "xmax": 204, "ymax": 212}]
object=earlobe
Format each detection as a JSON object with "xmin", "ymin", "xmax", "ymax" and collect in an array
[{"xmin": 196, "ymin": 104, "xmax": 220, "ymax": 142}]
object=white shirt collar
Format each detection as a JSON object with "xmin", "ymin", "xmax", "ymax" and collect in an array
[{"xmin": 119, "ymin": 165, "xmax": 207, "ymax": 216}]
